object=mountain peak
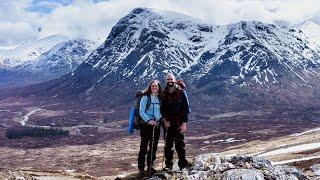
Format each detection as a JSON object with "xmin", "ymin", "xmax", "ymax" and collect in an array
[
  {"xmin": 83, "ymin": 9, "xmax": 320, "ymax": 88},
  {"xmin": 295, "ymin": 20, "xmax": 320, "ymax": 28},
  {"xmin": 0, "ymin": 34, "xmax": 71, "ymax": 67},
  {"xmin": 295, "ymin": 20, "xmax": 320, "ymax": 46},
  {"xmin": 0, "ymin": 37, "xmax": 96, "ymax": 88},
  {"xmin": 128, "ymin": 7, "xmax": 199, "ymax": 21},
  {"xmin": 130, "ymin": 7, "xmax": 152, "ymax": 15}
]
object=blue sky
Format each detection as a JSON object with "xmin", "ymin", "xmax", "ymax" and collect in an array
[
  {"xmin": 0, "ymin": 0, "xmax": 320, "ymax": 46},
  {"xmin": 26, "ymin": 0, "xmax": 106, "ymax": 13},
  {"xmin": 27, "ymin": 0, "xmax": 73, "ymax": 14}
]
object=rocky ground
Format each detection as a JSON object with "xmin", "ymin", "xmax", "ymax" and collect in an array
[
  {"xmin": 0, "ymin": 98, "xmax": 319, "ymax": 179},
  {"xmin": 115, "ymin": 127, "xmax": 320, "ymax": 180},
  {"xmin": 117, "ymin": 153, "xmax": 316, "ymax": 180}
]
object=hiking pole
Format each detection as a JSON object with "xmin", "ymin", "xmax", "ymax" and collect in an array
[
  {"xmin": 149, "ymin": 125, "xmax": 155, "ymax": 177},
  {"xmin": 161, "ymin": 128, "xmax": 167, "ymax": 171}
]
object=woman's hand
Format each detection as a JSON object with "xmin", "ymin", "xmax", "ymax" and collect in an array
[{"xmin": 148, "ymin": 119, "xmax": 157, "ymax": 126}]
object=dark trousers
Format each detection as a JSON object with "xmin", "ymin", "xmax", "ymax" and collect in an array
[
  {"xmin": 138, "ymin": 124, "xmax": 160, "ymax": 170},
  {"xmin": 164, "ymin": 126, "xmax": 188, "ymax": 168}
]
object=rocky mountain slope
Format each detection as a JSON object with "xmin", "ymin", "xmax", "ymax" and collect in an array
[
  {"xmin": 0, "ymin": 38, "xmax": 96, "ymax": 88},
  {"xmin": 0, "ymin": 35, "xmax": 69, "ymax": 68}
]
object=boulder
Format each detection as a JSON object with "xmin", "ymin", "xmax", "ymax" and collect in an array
[
  {"xmin": 222, "ymin": 169, "xmax": 265, "ymax": 180},
  {"xmin": 310, "ymin": 164, "xmax": 320, "ymax": 177},
  {"xmin": 228, "ymin": 155, "xmax": 253, "ymax": 168},
  {"xmin": 193, "ymin": 153, "xmax": 221, "ymax": 171},
  {"xmin": 273, "ymin": 165, "xmax": 308, "ymax": 180},
  {"xmin": 214, "ymin": 162, "xmax": 235, "ymax": 172}
]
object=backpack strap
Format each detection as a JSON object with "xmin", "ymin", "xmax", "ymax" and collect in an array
[
  {"xmin": 158, "ymin": 95, "xmax": 162, "ymax": 106},
  {"xmin": 175, "ymin": 86, "xmax": 183, "ymax": 102},
  {"xmin": 146, "ymin": 94, "xmax": 151, "ymax": 110}
]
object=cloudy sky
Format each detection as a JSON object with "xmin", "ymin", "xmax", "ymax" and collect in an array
[{"xmin": 1, "ymin": 0, "xmax": 320, "ymax": 46}]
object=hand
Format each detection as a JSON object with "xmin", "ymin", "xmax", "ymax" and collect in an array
[
  {"xmin": 163, "ymin": 118, "xmax": 170, "ymax": 129},
  {"xmin": 148, "ymin": 119, "xmax": 157, "ymax": 126},
  {"xmin": 179, "ymin": 122, "xmax": 187, "ymax": 134}
]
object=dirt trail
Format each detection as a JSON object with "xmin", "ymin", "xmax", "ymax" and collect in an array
[{"xmin": 21, "ymin": 108, "xmax": 43, "ymax": 126}]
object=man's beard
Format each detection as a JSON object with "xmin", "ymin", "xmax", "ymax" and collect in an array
[{"xmin": 167, "ymin": 82, "xmax": 174, "ymax": 87}]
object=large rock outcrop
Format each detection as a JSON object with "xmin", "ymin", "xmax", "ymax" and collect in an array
[{"xmin": 118, "ymin": 153, "xmax": 310, "ymax": 180}]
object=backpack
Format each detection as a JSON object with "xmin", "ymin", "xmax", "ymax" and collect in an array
[
  {"xmin": 176, "ymin": 80, "xmax": 186, "ymax": 90},
  {"xmin": 133, "ymin": 91, "xmax": 151, "ymax": 130},
  {"xmin": 173, "ymin": 80, "xmax": 186, "ymax": 102},
  {"xmin": 175, "ymin": 80, "xmax": 191, "ymax": 114}
]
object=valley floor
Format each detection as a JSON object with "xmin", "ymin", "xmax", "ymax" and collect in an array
[
  {"xmin": 1, "ymin": 125, "xmax": 319, "ymax": 179},
  {"xmin": 0, "ymin": 98, "xmax": 319, "ymax": 179}
]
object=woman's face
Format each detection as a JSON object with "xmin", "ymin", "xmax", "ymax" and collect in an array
[{"xmin": 151, "ymin": 82, "xmax": 159, "ymax": 94}]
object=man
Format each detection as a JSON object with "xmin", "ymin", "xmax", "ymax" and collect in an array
[{"xmin": 161, "ymin": 73, "xmax": 191, "ymax": 171}]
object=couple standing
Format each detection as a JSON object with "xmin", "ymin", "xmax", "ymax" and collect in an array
[{"xmin": 138, "ymin": 73, "xmax": 191, "ymax": 176}]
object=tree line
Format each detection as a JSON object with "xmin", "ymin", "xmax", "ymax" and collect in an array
[{"xmin": 5, "ymin": 126, "xmax": 69, "ymax": 139}]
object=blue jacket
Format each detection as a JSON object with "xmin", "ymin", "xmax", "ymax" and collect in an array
[{"xmin": 139, "ymin": 95, "xmax": 162, "ymax": 123}]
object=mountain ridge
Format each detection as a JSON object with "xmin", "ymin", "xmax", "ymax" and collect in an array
[
  {"xmin": 0, "ymin": 38, "xmax": 97, "ymax": 88},
  {"xmin": 0, "ymin": 34, "xmax": 70, "ymax": 68},
  {"xmin": 1, "ymin": 7, "xmax": 320, "ymax": 115}
]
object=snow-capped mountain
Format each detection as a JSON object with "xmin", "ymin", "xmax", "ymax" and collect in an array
[
  {"xmin": 0, "ymin": 35, "xmax": 70, "ymax": 68},
  {"xmin": 24, "ymin": 38, "xmax": 96, "ymax": 76},
  {"xmin": 0, "ymin": 38, "xmax": 96, "ymax": 88},
  {"xmin": 83, "ymin": 8, "xmax": 219, "ymax": 84},
  {"xmin": 7, "ymin": 8, "xmax": 320, "ymax": 111},
  {"xmin": 190, "ymin": 21, "xmax": 320, "ymax": 89},
  {"xmin": 295, "ymin": 21, "xmax": 320, "ymax": 47},
  {"xmin": 63, "ymin": 8, "xmax": 320, "ymax": 90}
]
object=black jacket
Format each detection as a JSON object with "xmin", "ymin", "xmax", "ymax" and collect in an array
[{"xmin": 161, "ymin": 85, "xmax": 190, "ymax": 125}]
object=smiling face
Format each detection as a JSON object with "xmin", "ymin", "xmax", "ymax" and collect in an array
[
  {"xmin": 166, "ymin": 74, "xmax": 176, "ymax": 87},
  {"xmin": 151, "ymin": 81, "xmax": 159, "ymax": 94}
]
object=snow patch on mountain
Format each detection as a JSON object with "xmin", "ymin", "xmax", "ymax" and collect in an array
[
  {"xmin": 0, "ymin": 38, "xmax": 97, "ymax": 88},
  {"xmin": 0, "ymin": 34, "xmax": 70, "ymax": 68},
  {"xmin": 295, "ymin": 21, "xmax": 320, "ymax": 47},
  {"xmin": 27, "ymin": 38, "xmax": 97, "ymax": 75},
  {"xmin": 80, "ymin": 8, "xmax": 320, "ymax": 90},
  {"xmin": 257, "ymin": 142, "xmax": 320, "ymax": 157}
]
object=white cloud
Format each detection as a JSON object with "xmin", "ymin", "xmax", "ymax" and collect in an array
[
  {"xmin": 0, "ymin": 0, "xmax": 41, "ymax": 45},
  {"xmin": 1, "ymin": 0, "xmax": 320, "ymax": 46},
  {"xmin": 0, "ymin": 21, "xmax": 37, "ymax": 45}
]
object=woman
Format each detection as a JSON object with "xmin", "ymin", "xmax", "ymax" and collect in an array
[{"xmin": 138, "ymin": 80, "xmax": 162, "ymax": 176}]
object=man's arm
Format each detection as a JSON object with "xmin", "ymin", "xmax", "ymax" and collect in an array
[
  {"xmin": 179, "ymin": 90, "xmax": 190, "ymax": 133},
  {"xmin": 160, "ymin": 95, "xmax": 166, "ymax": 119},
  {"xmin": 160, "ymin": 95, "xmax": 170, "ymax": 128}
]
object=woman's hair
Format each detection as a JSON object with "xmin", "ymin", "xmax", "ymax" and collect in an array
[{"xmin": 143, "ymin": 80, "xmax": 162, "ymax": 96}]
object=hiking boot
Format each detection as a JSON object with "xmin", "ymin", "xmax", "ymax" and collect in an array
[
  {"xmin": 138, "ymin": 169, "xmax": 144, "ymax": 177},
  {"xmin": 162, "ymin": 166, "xmax": 172, "ymax": 172},
  {"xmin": 179, "ymin": 161, "xmax": 193, "ymax": 171},
  {"xmin": 147, "ymin": 167, "xmax": 157, "ymax": 175}
]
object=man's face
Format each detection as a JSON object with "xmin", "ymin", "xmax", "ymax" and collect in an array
[
  {"xmin": 166, "ymin": 75, "xmax": 174, "ymax": 83},
  {"xmin": 166, "ymin": 75, "xmax": 175, "ymax": 87}
]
